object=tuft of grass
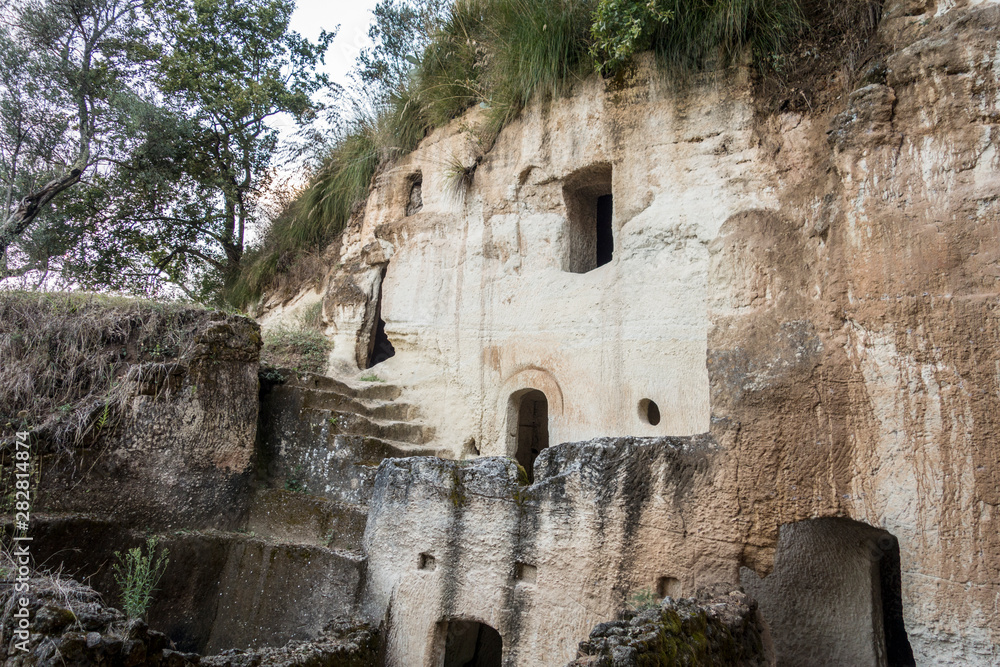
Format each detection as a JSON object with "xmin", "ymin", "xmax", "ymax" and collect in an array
[
  {"xmin": 0, "ymin": 291, "xmax": 213, "ymax": 450},
  {"xmin": 112, "ymin": 536, "xmax": 170, "ymax": 621},
  {"xmin": 649, "ymin": 0, "xmax": 805, "ymax": 77},
  {"xmin": 358, "ymin": 373, "xmax": 384, "ymax": 383},
  {"xmin": 261, "ymin": 326, "xmax": 332, "ymax": 374}
]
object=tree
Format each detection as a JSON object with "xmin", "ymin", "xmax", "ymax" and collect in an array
[
  {"xmin": 0, "ymin": 0, "xmax": 154, "ymax": 280},
  {"xmin": 355, "ymin": 0, "xmax": 448, "ymax": 100},
  {"xmin": 0, "ymin": 0, "xmax": 335, "ymax": 300},
  {"xmin": 146, "ymin": 0, "xmax": 335, "ymax": 297}
]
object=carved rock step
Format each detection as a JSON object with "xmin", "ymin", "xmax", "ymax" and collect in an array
[
  {"xmin": 329, "ymin": 434, "xmax": 440, "ymax": 462},
  {"xmin": 300, "ymin": 388, "xmax": 419, "ymax": 422},
  {"xmin": 286, "ymin": 371, "xmax": 403, "ymax": 401},
  {"xmin": 244, "ymin": 488, "xmax": 367, "ymax": 550},
  {"xmin": 323, "ymin": 410, "xmax": 434, "ymax": 446}
]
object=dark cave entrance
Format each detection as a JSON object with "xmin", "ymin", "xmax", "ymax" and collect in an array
[
  {"xmin": 878, "ymin": 534, "xmax": 916, "ymax": 666},
  {"xmin": 741, "ymin": 517, "xmax": 914, "ymax": 666},
  {"xmin": 562, "ymin": 162, "xmax": 613, "ymax": 273},
  {"xmin": 513, "ymin": 389, "xmax": 548, "ymax": 483},
  {"xmin": 596, "ymin": 194, "xmax": 614, "ymax": 268},
  {"xmin": 442, "ymin": 620, "xmax": 503, "ymax": 667},
  {"xmin": 366, "ymin": 267, "xmax": 395, "ymax": 368}
]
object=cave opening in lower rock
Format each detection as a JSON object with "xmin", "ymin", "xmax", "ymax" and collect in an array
[
  {"xmin": 740, "ymin": 517, "xmax": 914, "ymax": 667},
  {"xmin": 442, "ymin": 620, "xmax": 503, "ymax": 667}
]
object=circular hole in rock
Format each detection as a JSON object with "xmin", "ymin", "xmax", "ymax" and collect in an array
[{"xmin": 639, "ymin": 399, "xmax": 661, "ymax": 426}]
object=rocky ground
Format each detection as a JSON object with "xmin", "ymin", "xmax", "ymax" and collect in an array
[{"xmin": 0, "ymin": 571, "xmax": 377, "ymax": 667}]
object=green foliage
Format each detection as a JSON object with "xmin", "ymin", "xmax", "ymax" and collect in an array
[
  {"xmin": 261, "ymin": 324, "xmax": 332, "ymax": 374},
  {"xmin": 648, "ymin": 0, "xmax": 804, "ymax": 76},
  {"xmin": 112, "ymin": 536, "xmax": 170, "ymax": 620},
  {"xmin": 590, "ymin": 0, "xmax": 674, "ymax": 76},
  {"xmin": 1, "ymin": 0, "xmax": 334, "ymax": 302},
  {"xmin": 356, "ymin": 0, "xmax": 450, "ymax": 97},
  {"xmin": 227, "ymin": 0, "xmax": 818, "ymax": 306},
  {"xmin": 358, "ymin": 373, "xmax": 384, "ymax": 382},
  {"xmin": 284, "ymin": 465, "xmax": 307, "ymax": 492},
  {"xmin": 628, "ymin": 587, "xmax": 660, "ymax": 611},
  {"xmin": 418, "ymin": 0, "xmax": 595, "ymax": 145}
]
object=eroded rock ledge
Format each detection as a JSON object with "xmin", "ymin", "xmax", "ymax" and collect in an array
[{"xmin": 569, "ymin": 589, "xmax": 771, "ymax": 667}]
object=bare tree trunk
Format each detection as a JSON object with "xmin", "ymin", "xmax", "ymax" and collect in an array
[{"xmin": 0, "ymin": 166, "xmax": 83, "ymax": 264}]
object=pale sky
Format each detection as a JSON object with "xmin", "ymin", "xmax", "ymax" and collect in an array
[
  {"xmin": 268, "ymin": 0, "xmax": 380, "ymax": 140},
  {"xmin": 289, "ymin": 0, "xmax": 382, "ymax": 89},
  {"xmin": 260, "ymin": 0, "xmax": 382, "ymax": 235}
]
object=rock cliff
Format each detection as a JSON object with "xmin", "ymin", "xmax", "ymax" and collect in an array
[{"xmin": 258, "ymin": 0, "xmax": 1000, "ymax": 663}]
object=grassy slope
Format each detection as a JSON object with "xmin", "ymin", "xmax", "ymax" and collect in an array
[{"xmin": 0, "ymin": 291, "xmax": 215, "ymax": 448}]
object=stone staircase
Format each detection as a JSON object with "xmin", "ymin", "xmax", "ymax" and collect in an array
[{"xmin": 248, "ymin": 370, "xmax": 438, "ymax": 553}]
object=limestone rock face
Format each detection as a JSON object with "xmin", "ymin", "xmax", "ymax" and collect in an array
[
  {"xmin": 362, "ymin": 437, "xmax": 733, "ymax": 666},
  {"xmin": 261, "ymin": 0, "xmax": 1000, "ymax": 664}
]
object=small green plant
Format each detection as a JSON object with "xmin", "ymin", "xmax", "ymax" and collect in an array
[
  {"xmin": 627, "ymin": 588, "xmax": 660, "ymax": 612},
  {"xmin": 285, "ymin": 465, "xmax": 307, "ymax": 493},
  {"xmin": 261, "ymin": 326, "xmax": 332, "ymax": 374},
  {"xmin": 359, "ymin": 373, "xmax": 384, "ymax": 382},
  {"xmin": 112, "ymin": 536, "xmax": 170, "ymax": 620}
]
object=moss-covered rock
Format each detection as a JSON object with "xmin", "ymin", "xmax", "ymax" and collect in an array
[{"xmin": 569, "ymin": 590, "xmax": 772, "ymax": 666}]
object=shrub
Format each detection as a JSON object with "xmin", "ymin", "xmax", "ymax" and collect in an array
[
  {"xmin": 590, "ymin": 0, "xmax": 674, "ymax": 76},
  {"xmin": 112, "ymin": 536, "xmax": 170, "ymax": 620},
  {"xmin": 261, "ymin": 326, "xmax": 332, "ymax": 374}
]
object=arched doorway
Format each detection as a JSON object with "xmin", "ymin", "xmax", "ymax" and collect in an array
[
  {"xmin": 441, "ymin": 619, "xmax": 502, "ymax": 667},
  {"xmin": 512, "ymin": 389, "xmax": 548, "ymax": 482}
]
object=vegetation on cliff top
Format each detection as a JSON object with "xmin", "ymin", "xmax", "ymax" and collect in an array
[
  {"xmin": 0, "ymin": 0, "xmax": 880, "ymax": 307},
  {"xmin": 0, "ymin": 291, "xmax": 214, "ymax": 448},
  {"xmin": 231, "ymin": 0, "xmax": 857, "ymax": 308}
]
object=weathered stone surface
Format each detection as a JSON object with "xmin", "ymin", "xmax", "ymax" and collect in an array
[
  {"xmin": 362, "ymin": 437, "xmax": 735, "ymax": 666},
  {"xmin": 34, "ymin": 313, "xmax": 262, "ymax": 532},
  {"xmin": 6, "ymin": 518, "xmax": 365, "ymax": 656},
  {"xmin": 0, "ymin": 575, "xmax": 196, "ymax": 667},
  {"xmin": 256, "ymin": 371, "xmax": 437, "ymax": 506},
  {"xmin": 0, "ymin": 571, "xmax": 376, "ymax": 667},
  {"xmin": 200, "ymin": 622, "xmax": 378, "ymax": 667},
  {"xmin": 261, "ymin": 1, "xmax": 1000, "ymax": 663},
  {"xmin": 569, "ymin": 590, "xmax": 772, "ymax": 667}
]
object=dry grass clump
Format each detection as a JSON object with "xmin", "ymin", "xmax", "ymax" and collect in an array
[
  {"xmin": 260, "ymin": 302, "xmax": 332, "ymax": 374},
  {"xmin": 0, "ymin": 543, "xmax": 108, "ymax": 636},
  {"xmin": 0, "ymin": 290, "xmax": 212, "ymax": 450}
]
